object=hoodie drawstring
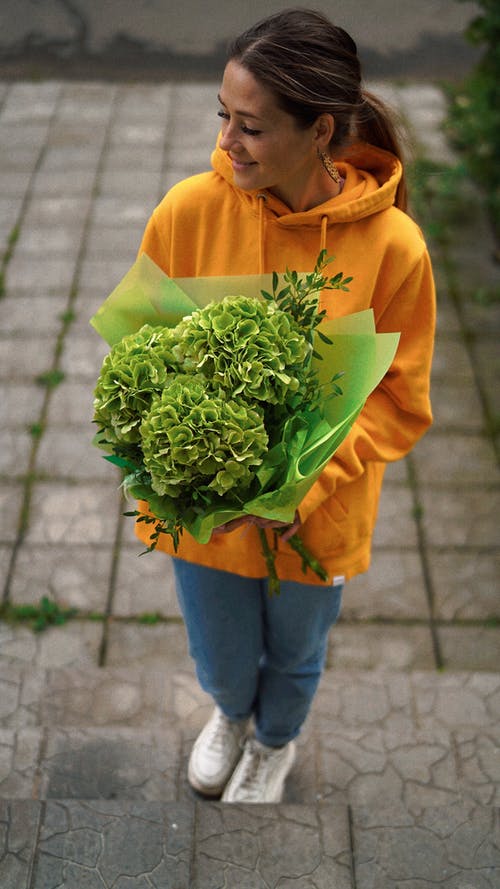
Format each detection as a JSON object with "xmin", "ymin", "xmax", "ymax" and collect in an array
[
  {"xmin": 320, "ymin": 214, "xmax": 328, "ymax": 253},
  {"xmin": 257, "ymin": 193, "xmax": 266, "ymax": 274}
]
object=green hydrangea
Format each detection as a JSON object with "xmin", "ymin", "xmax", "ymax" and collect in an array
[
  {"xmin": 140, "ymin": 375, "xmax": 268, "ymax": 499},
  {"xmin": 172, "ymin": 296, "xmax": 311, "ymax": 405},
  {"xmin": 93, "ymin": 324, "xmax": 178, "ymax": 443}
]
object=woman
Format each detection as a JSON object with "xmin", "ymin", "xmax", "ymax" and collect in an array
[{"xmin": 136, "ymin": 8, "xmax": 435, "ymax": 802}]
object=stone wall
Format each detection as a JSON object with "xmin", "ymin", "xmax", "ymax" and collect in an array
[{"xmin": 0, "ymin": 0, "xmax": 481, "ymax": 80}]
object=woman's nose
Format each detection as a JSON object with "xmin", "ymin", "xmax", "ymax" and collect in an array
[{"xmin": 219, "ymin": 124, "xmax": 239, "ymax": 152}]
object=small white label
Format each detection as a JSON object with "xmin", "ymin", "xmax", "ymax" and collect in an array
[{"xmin": 333, "ymin": 575, "xmax": 345, "ymax": 586}]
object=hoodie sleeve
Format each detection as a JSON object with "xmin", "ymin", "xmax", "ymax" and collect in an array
[
  {"xmin": 298, "ymin": 248, "xmax": 436, "ymax": 521},
  {"xmin": 137, "ymin": 208, "xmax": 171, "ymax": 273}
]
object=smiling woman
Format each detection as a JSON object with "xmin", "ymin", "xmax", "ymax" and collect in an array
[
  {"xmin": 217, "ymin": 60, "xmax": 340, "ymax": 211},
  {"xmin": 133, "ymin": 7, "xmax": 436, "ymax": 805}
]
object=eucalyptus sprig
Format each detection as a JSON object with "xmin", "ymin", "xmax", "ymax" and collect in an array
[{"xmin": 261, "ymin": 249, "xmax": 352, "ymax": 351}]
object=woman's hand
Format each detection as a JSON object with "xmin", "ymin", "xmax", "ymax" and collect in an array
[{"xmin": 212, "ymin": 511, "xmax": 301, "ymax": 541}]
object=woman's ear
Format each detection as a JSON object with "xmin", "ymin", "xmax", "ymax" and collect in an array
[{"xmin": 313, "ymin": 113, "xmax": 335, "ymax": 149}]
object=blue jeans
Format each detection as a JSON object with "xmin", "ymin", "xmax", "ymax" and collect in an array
[{"xmin": 173, "ymin": 560, "xmax": 343, "ymax": 747}]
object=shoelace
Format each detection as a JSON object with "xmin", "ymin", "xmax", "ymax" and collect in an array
[{"xmin": 235, "ymin": 740, "xmax": 271, "ymax": 800}]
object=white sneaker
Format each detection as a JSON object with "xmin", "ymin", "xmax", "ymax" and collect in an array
[
  {"xmin": 188, "ymin": 707, "xmax": 248, "ymax": 797},
  {"xmin": 221, "ymin": 737, "xmax": 296, "ymax": 803}
]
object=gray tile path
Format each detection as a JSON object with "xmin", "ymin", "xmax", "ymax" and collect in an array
[{"xmin": 0, "ymin": 78, "xmax": 499, "ymax": 886}]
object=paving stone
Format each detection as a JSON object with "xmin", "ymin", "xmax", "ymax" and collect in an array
[
  {"xmin": 0, "ymin": 484, "xmax": 25, "ymax": 542},
  {"xmin": 25, "ymin": 481, "xmax": 121, "ymax": 545},
  {"xmin": 104, "ymin": 622, "xmax": 191, "ymax": 670},
  {"xmin": 30, "ymin": 166, "xmax": 98, "ymax": 197},
  {"xmin": 80, "ymin": 255, "xmax": 138, "ymax": 294},
  {"xmin": 39, "ymin": 727, "xmax": 180, "ymax": 800},
  {"xmin": 44, "ymin": 378, "xmax": 99, "ymax": 425},
  {"xmin": 0, "ymin": 146, "xmax": 40, "ymax": 175},
  {"xmin": 0, "ymin": 430, "xmax": 32, "ymax": 477},
  {"xmin": 0, "ymin": 334, "xmax": 58, "ymax": 379},
  {"xmin": 381, "ymin": 456, "xmax": 408, "ymax": 482},
  {"xmin": 353, "ymin": 803, "xmax": 500, "ymax": 888},
  {"xmin": 0, "ymin": 195, "xmax": 25, "ymax": 223},
  {"xmin": 104, "ymin": 143, "xmax": 165, "ymax": 173},
  {"xmin": 40, "ymin": 665, "xmax": 173, "ymax": 728},
  {"xmin": 0, "ymin": 799, "xmax": 41, "ymax": 889},
  {"xmin": 0, "ymin": 659, "xmax": 43, "ymax": 729},
  {"xmin": 282, "ymin": 726, "xmax": 318, "ymax": 804},
  {"xmin": 22, "ymin": 196, "xmax": 92, "ymax": 228},
  {"xmin": 58, "ymin": 331, "xmax": 109, "ymax": 380},
  {"xmin": 419, "ymin": 486, "xmax": 500, "ymax": 547},
  {"xmin": 39, "ymin": 145, "xmax": 103, "ymax": 176},
  {"xmin": 0, "ymin": 729, "xmax": 42, "ymax": 798},
  {"xmin": 90, "ymin": 196, "xmax": 152, "ymax": 228},
  {"xmin": 412, "ymin": 672, "xmax": 500, "ymax": 732},
  {"xmin": 33, "ymin": 800, "xmax": 193, "ymax": 889},
  {"xmin": 15, "ymin": 224, "xmax": 84, "ymax": 256},
  {"xmin": 460, "ymin": 294, "xmax": 500, "ymax": 337},
  {"xmin": 37, "ymin": 427, "xmax": 114, "ymax": 480},
  {"xmin": 328, "ymin": 624, "xmax": 436, "ymax": 670},
  {"xmin": 317, "ymin": 726, "xmax": 459, "ymax": 812},
  {"xmin": 57, "ymin": 82, "xmax": 117, "ymax": 119},
  {"xmin": 8, "ymin": 542, "xmax": 113, "ymax": 612},
  {"xmin": 1, "ymin": 621, "xmax": 102, "ymax": 672},
  {"xmin": 170, "ymin": 671, "xmax": 212, "ymax": 738},
  {"xmin": 341, "ymin": 549, "xmax": 429, "ymax": 620},
  {"xmin": 0, "ymin": 295, "xmax": 69, "ymax": 335},
  {"xmin": 313, "ymin": 671, "xmax": 413, "ymax": 733},
  {"xmin": 84, "ymin": 223, "xmax": 142, "ymax": 259},
  {"xmin": 412, "ymin": 432, "xmax": 499, "ymax": 485},
  {"xmin": 112, "ymin": 545, "xmax": 180, "ymax": 618},
  {"xmin": 194, "ymin": 802, "xmax": 352, "ymax": 889},
  {"xmin": 98, "ymin": 167, "xmax": 162, "ymax": 201},
  {"xmin": 429, "ymin": 549, "xmax": 500, "ymax": 619},
  {"xmin": 430, "ymin": 381, "xmax": 485, "ymax": 430},
  {"xmin": 5, "ymin": 253, "xmax": 77, "ymax": 293},
  {"xmin": 438, "ymin": 626, "xmax": 500, "ymax": 672},
  {"xmin": 455, "ymin": 726, "xmax": 500, "ymax": 806},
  {"xmin": 372, "ymin": 482, "xmax": 419, "ymax": 548},
  {"xmin": 0, "ymin": 542, "xmax": 14, "ymax": 590},
  {"xmin": 0, "ymin": 171, "xmax": 33, "ymax": 197},
  {"xmin": 430, "ymin": 336, "xmax": 476, "ymax": 383},
  {"xmin": 0, "ymin": 82, "xmax": 61, "ymax": 123}
]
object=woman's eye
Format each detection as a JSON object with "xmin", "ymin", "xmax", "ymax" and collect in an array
[
  {"xmin": 217, "ymin": 110, "xmax": 261, "ymax": 137},
  {"xmin": 241, "ymin": 125, "xmax": 261, "ymax": 136}
]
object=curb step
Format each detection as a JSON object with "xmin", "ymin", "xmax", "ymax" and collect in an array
[
  {"xmin": 1, "ymin": 798, "xmax": 499, "ymax": 889},
  {"xmin": 1, "ymin": 665, "xmax": 499, "ymax": 886}
]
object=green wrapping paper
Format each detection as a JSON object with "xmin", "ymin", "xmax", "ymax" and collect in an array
[{"xmin": 91, "ymin": 254, "xmax": 399, "ymax": 545}]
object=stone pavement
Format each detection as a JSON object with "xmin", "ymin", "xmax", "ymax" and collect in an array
[{"xmin": 0, "ymin": 78, "xmax": 499, "ymax": 886}]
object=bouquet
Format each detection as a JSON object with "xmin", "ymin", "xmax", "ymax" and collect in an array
[{"xmin": 91, "ymin": 251, "xmax": 399, "ymax": 593}]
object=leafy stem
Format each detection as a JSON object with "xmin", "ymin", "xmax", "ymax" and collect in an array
[{"xmin": 261, "ymin": 248, "xmax": 352, "ymax": 347}]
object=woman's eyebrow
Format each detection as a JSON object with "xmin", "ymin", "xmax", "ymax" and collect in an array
[{"xmin": 217, "ymin": 93, "xmax": 263, "ymax": 121}]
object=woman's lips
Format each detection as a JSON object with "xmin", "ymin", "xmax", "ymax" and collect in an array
[{"xmin": 230, "ymin": 157, "xmax": 257, "ymax": 172}]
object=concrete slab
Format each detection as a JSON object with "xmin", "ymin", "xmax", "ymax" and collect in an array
[
  {"xmin": 0, "ymin": 799, "xmax": 41, "ymax": 889},
  {"xmin": 39, "ymin": 727, "xmax": 180, "ymax": 800},
  {"xmin": 33, "ymin": 800, "xmax": 193, "ymax": 889},
  {"xmin": 7, "ymin": 542, "xmax": 114, "ymax": 612},
  {"xmin": 353, "ymin": 803, "xmax": 500, "ymax": 888}
]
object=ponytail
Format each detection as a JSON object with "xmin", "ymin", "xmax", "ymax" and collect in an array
[{"xmin": 357, "ymin": 91, "xmax": 408, "ymax": 211}]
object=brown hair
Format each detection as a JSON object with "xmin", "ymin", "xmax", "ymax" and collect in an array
[{"xmin": 227, "ymin": 8, "xmax": 408, "ymax": 210}]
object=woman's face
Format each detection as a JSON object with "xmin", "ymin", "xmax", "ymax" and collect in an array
[{"xmin": 217, "ymin": 60, "xmax": 328, "ymax": 211}]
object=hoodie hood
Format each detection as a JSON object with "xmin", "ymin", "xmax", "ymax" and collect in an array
[{"xmin": 210, "ymin": 139, "xmax": 403, "ymax": 228}]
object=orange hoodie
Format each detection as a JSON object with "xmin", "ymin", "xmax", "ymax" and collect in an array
[{"xmin": 135, "ymin": 141, "xmax": 435, "ymax": 583}]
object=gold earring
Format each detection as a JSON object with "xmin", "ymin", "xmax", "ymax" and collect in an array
[{"xmin": 318, "ymin": 150, "xmax": 341, "ymax": 184}]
